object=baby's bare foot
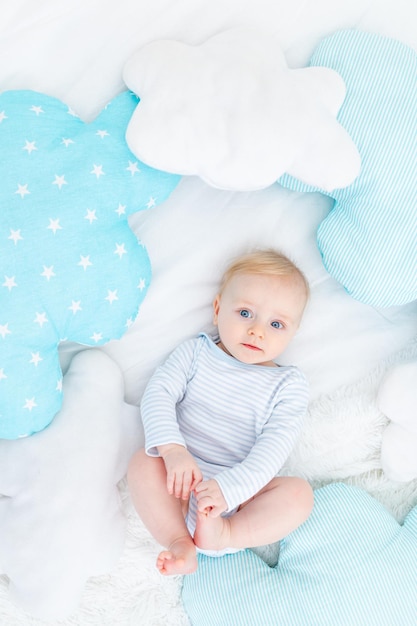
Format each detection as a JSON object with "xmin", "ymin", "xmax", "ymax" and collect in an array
[
  {"xmin": 194, "ymin": 510, "xmax": 231, "ymax": 551},
  {"xmin": 157, "ymin": 536, "xmax": 197, "ymax": 576}
]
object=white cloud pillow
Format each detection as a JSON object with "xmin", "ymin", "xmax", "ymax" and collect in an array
[
  {"xmin": 124, "ymin": 28, "xmax": 360, "ymax": 192},
  {"xmin": 0, "ymin": 349, "xmax": 141, "ymax": 619}
]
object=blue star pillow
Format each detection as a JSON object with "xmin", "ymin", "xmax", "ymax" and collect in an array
[
  {"xmin": 279, "ymin": 30, "xmax": 417, "ymax": 307},
  {"xmin": 0, "ymin": 90, "xmax": 179, "ymax": 439},
  {"xmin": 183, "ymin": 483, "xmax": 417, "ymax": 626}
]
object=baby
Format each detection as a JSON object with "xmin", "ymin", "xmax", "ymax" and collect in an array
[{"xmin": 128, "ymin": 249, "xmax": 314, "ymax": 575}]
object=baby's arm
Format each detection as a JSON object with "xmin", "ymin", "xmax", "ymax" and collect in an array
[
  {"xmin": 141, "ymin": 337, "xmax": 199, "ymax": 453},
  {"xmin": 214, "ymin": 373, "xmax": 309, "ymax": 512},
  {"xmin": 194, "ymin": 479, "xmax": 227, "ymax": 517},
  {"xmin": 158, "ymin": 443, "xmax": 202, "ymax": 500}
]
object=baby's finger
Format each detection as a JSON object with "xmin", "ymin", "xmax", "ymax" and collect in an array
[
  {"xmin": 173, "ymin": 473, "xmax": 185, "ymax": 498},
  {"xmin": 166, "ymin": 471, "xmax": 175, "ymax": 495},
  {"xmin": 194, "ymin": 481, "xmax": 208, "ymax": 496},
  {"xmin": 190, "ymin": 476, "xmax": 202, "ymax": 492},
  {"xmin": 181, "ymin": 471, "xmax": 193, "ymax": 500},
  {"xmin": 190, "ymin": 469, "xmax": 203, "ymax": 491},
  {"xmin": 196, "ymin": 494, "xmax": 213, "ymax": 511},
  {"xmin": 207, "ymin": 505, "xmax": 222, "ymax": 518}
]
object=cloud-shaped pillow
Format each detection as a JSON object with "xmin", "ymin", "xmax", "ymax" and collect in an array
[
  {"xmin": 183, "ymin": 483, "xmax": 417, "ymax": 626},
  {"xmin": 378, "ymin": 359, "xmax": 417, "ymax": 482},
  {"xmin": 0, "ymin": 349, "xmax": 141, "ymax": 619},
  {"xmin": 0, "ymin": 90, "xmax": 179, "ymax": 439},
  {"xmin": 279, "ymin": 30, "xmax": 417, "ymax": 307},
  {"xmin": 124, "ymin": 28, "xmax": 360, "ymax": 192}
]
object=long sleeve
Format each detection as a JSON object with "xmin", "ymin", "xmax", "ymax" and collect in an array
[
  {"xmin": 213, "ymin": 375, "xmax": 309, "ymax": 512},
  {"xmin": 140, "ymin": 338, "xmax": 199, "ymax": 456}
]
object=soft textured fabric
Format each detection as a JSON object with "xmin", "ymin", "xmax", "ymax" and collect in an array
[
  {"xmin": 124, "ymin": 28, "xmax": 360, "ymax": 192},
  {"xmin": 182, "ymin": 483, "xmax": 417, "ymax": 626},
  {"xmin": 378, "ymin": 360, "xmax": 417, "ymax": 482},
  {"xmin": 141, "ymin": 333, "xmax": 308, "ymax": 514},
  {"xmin": 0, "ymin": 89, "xmax": 179, "ymax": 438},
  {"xmin": 279, "ymin": 29, "xmax": 417, "ymax": 307},
  {"xmin": 0, "ymin": 349, "xmax": 142, "ymax": 619}
]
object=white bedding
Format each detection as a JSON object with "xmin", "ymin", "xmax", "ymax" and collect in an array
[{"xmin": 1, "ymin": 1, "xmax": 416, "ymax": 624}]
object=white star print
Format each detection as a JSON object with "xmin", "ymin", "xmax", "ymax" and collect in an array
[
  {"xmin": 114, "ymin": 243, "xmax": 127, "ymax": 259},
  {"xmin": 3, "ymin": 276, "xmax": 17, "ymax": 291},
  {"xmin": 105, "ymin": 290, "xmax": 118, "ymax": 304},
  {"xmin": 23, "ymin": 140, "xmax": 37, "ymax": 154},
  {"xmin": 84, "ymin": 209, "xmax": 97, "ymax": 224},
  {"xmin": 0, "ymin": 324, "xmax": 12, "ymax": 339},
  {"xmin": 52, "ymin": 174, "xmax": 68, "ymax": 189},
  {"xmin": 91, "ymin": 164, "xmax": 105, "ymax": 178},
  {"xmin": 41, "ymin": 266, "xmax": 56, "ymax": 280},
  {"xmin": 146, "ymin": 197, "xmax": 156, "ymax": 209},
  {"xmin": 0, "ymin": 90, "xmax": 163, "ymax": 432},
  {"xmin": 138, "ymin": 278, "xmax": 146, "ymax": 291},
  {"xmin": 68, "ymin": 300, "xmax": 82, "ymax": 314},
  {"xmin": 30, "ymin": 352, "xmax": 43, "ymax": 366},
  {"xmin": 15, "ymin": 184, "xmax": 30, "ymax": 198},
  {"xmin": 30, "ymin": 105, "xmax": 44, "ymax": 115},
  {"xmin": 34, "ymin": 312, "xmax": 48, "ymax": 327},
  {"xmin": 78, "ymin": 255, "xmax": 92, "ymax": 270},
  {"xmin": 47, "ymin": 218, "xmax": 63, "ymax": 234},
  {"xmin": 23, "ymin": 398, "xmax": 37, "ymax": 411},
  {"xmin": 126, "ymin": 161, "xmax": 140, "ymax": 176},
  {"xmin": 66, "ymin": 107, "xmax": 79, "ymax": 118},
  {"xmin": 8, "ymin": 229, "xmax": 23, "ymax": 244}
]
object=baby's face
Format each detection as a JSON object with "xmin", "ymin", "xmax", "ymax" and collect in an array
[{"xmin": 213, "ymin": 272, "xmax": 307, "ymax": 366}]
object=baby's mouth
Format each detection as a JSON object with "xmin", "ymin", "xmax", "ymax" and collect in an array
[{"xmin": 242, "ymin": 343, "xmax": 262, "ymax": 351}]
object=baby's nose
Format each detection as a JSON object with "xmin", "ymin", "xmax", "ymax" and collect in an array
[{"xmin": 249, "ymin": 323, "xmax": 264, "ymax": 338}]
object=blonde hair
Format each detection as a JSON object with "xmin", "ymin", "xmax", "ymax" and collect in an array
[{"xmin": 219, "ymin": 249, "xmax": 310, "ymax": 299}]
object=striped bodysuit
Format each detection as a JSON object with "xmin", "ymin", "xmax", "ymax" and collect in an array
[{"xmin": 141, "ymin": 333, "xmax": 309, "ymax": 544}]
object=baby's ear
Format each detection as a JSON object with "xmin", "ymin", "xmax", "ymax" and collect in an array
[{"xmin": 212, "ymin": 295, "xmax": 220, "ymax": 324}]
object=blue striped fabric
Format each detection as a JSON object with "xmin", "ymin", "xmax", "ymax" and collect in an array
[
  {"xmin": 279, "ymin": 30, "xmax": 417, "ymax": 307},
  {"xmin": 182, "ymin": 483, "xmax": 417, "ymax": 626}
]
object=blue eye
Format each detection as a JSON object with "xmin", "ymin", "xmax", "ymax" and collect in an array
[
  {"xmin": 271, "ymin": 320, "xmax": 283, "ymax": 329},
  {"xmin": 239, "ymin": 309, "xmax": 252, "ymax": 318}
]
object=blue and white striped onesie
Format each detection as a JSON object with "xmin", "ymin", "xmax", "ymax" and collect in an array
[{"xmin": 141, "ymin": 333, "xmax": 309, "ymax": 538}]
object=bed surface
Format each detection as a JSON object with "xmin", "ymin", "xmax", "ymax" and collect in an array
[{"xmin": 0, "ymin": 1, "xmax": 416, "ymax": 624}]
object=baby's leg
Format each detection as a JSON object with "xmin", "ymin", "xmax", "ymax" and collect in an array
[
  {"xmin": 194, "ymin": 476, "xmax": 313, "ymax": 552},
  {"xmin": 128, "ymin": 449, "xmax": 197, "ymax": 575}
]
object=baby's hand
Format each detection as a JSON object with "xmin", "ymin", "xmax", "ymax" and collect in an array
[
  {"xmin": 158, "ymin": 444, "xmax": 202, "ymax": 500},
  {"xmin": 195, "ymin": 479, "xmax": 227, "ymax": 517}
]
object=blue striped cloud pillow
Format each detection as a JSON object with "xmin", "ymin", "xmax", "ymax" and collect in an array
[
  {"xmin": 279, "ymin": 30, "xmax": 416, "ymax": 308},
  {"xmin": 182, "ymin": 483, "xmax": 417, "ymax": 626}
]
